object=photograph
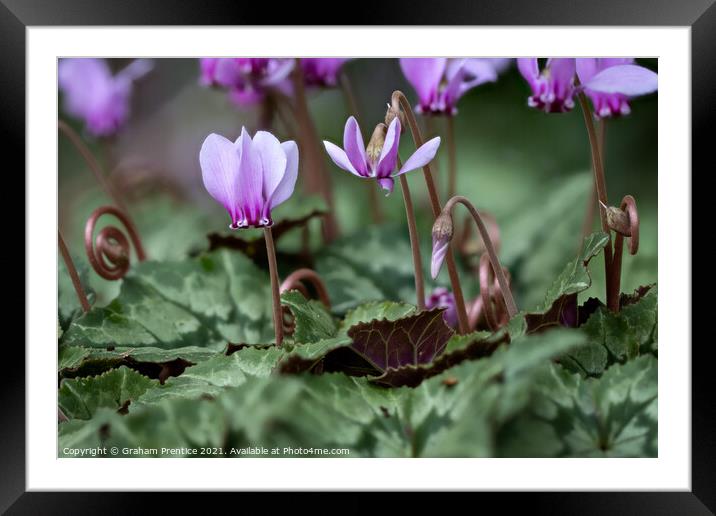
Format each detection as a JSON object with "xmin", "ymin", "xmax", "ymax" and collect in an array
[{"xmin": 56, "ymin": 56, "xmax": 658, "ymax": 459}]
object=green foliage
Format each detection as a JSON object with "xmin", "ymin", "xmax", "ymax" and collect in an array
[
  {"xmin": 56, "ymin": 230, "xmax": 656, "ymax": 458},
  {"xmin": 281, "ymin": 290, "xmax": 337, "ymax": 344},
  {"xmin": 497, "ymin": 355, "xmax": 657, "ymax": 457},
  {"xmin": 564, "ymin": 286, "xmax": 658, "ymax": 376},
  {"xmin": 62, "ymin": 249, "xmax": 275, "ymax": 350},
  {"xmin": 59, "ymin": 366, "xmax": 158, "ymax": 420}
]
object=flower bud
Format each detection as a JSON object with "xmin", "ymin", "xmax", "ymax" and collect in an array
[
  {"xmin": 385, "ymin": 103, "xmax": 406, "ymax": 131},
  {"xmin": 430, "ymin": 210, "xmax": 454, "ymax": 279},
  {"xmin": 604, "ymin": 204, "xmax": 631, "ymax": 236}
]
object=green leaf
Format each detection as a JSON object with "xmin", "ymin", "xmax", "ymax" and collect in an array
[
  {"xmin": 340, "ymin": 301, "xmax": 417, "ymax": 331},
  {"xmin": 497, "ymin": 355, "xmax": 657, "ymax": 457},
  {"xmin": 62, "ymin": 249, "xmax": 275, "ymax": 350},
  {"xmin": 565, "ymin": 285, "xmax": 658, "ymax": 376},
  {"xmin": 58, "ymin": 346, "xmax": 91, "ymax": 371},
  {"xmin": 525, "ymin": 232, "xmax": 608, "ymax": 333},
  {"xmin": 281, "ymin": 290, "xmax": 336, "ymax": 344},
  {"xmin": 58, "ymin": 366, "xmax": 158, "ymax": 420}
]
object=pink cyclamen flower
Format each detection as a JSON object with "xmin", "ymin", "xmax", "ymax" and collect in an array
[
  {"xmin": 576, "ymin": 58, "xmax": 658, "ymax": 118},
  {"xmin": 58, "ymin": 58, "xmax": 153, "ymax": 137},
  {"xmin": 323, "ymin": 116, "xmax": 441, "ymax": 194},
  {"xmin": 199, "ymin": 58, "xmax": 294, "ymax": 107},
  {"xmin": 426, "ymin": 287, "xmax": 458, "ymax": 329},
  {"xmin": 518, "ymin": 58, "xmax": 658, "ymax": 117},
  {"xmin": 200, "ymin": 129, "xmax": 298, "ymax": 229},
  {"xmin": 400, "ymin": 58, "xmax": 509, "ymax": 116},
  {"xmin": 301, "ymin": 58, "xmax": 352, "ymax": 87}
]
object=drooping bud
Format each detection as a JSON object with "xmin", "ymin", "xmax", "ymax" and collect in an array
[
  {"xmin": 366, "ymin": 123, "xmax": 387, "ymax": 163},
  {"xmin": 601, "ymin": 201, "xmax": 631, "ymax": 236},
  {"xmin": 431, "ymin": 209, "xmax": 454, "ymax": 279},
  {"xmin": 385, "ymin": 102, "xmax": 406, "ymax": 131}
]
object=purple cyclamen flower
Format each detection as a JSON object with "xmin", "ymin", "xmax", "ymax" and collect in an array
[
  {"xmin": 517, "ymin": 58, "xmax": 578, "ymax": 113},
  {"xmin": 399, "ymin": 58, "xmax": 509, "ymax": 116},
  {"xmin": 58, "ymin": 58, "xmax": 153, "ymax": 137},
  {"xmin": 576, "ymin": 58, "xmax": 658, "ymax": 118},
  {"xmin": 323, "ymin": 116, "xmax": 441, "ymax": 194},
  {"xmin": 301, "ymin": 58, "xmax": 352, "ymax": 87},
  {"xmin": 199, "ymin": 58, "xmax": 294, "ymax": 107},
  {"xmin": 518, "ymin": 58, "xmax": 658, "ymax": 117},
  {"xmin": 426, "ymin": 287, "xmax": 458, "ymax": 329},
  {"xmin": 199, "ymin": 128, "xmax": 298, "ymax": 229}
]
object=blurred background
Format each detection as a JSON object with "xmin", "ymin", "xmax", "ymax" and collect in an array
[{"xmin": 58, "ymin": 58, "xmax": 657, "ymax": 313}]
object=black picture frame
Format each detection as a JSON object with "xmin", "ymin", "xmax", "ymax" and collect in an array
[{"xmin": 5, "ymin": 0, "xmax": 707, "ymax": 511}]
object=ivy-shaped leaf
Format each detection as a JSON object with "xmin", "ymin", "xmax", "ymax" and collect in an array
[
  {"xmin": 497, "ymin": 355, "xmax": 657, "ymax": 457},
  {"xmin": 525, "ymin": 232, "xmax": 609, "ymax": 333},
  {"xmin": 347, "ymin": 308, "xmax": 454, "ymax": 376},
  {"xmin": 280, "ymin": 290, "xmax": 336, "ymax": 344},
  {"xmin": 58, "ymin": 366, "xmax": 158, "ymax": 420},
  {"xmin": 563, "ymin": 285, "xmax": 657, "ymax": 376}
]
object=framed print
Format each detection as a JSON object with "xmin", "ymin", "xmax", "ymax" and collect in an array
[{"xmin": 4, "ymin": 0, "xmax": 710, "ymax": 510}]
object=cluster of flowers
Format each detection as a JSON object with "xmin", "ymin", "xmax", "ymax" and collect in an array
[{"xmin": 59, "ymin": 56, "xmax": 658, "ymax": 333}]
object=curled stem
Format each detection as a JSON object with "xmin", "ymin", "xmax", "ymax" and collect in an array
[
  {"xmin": 577, "ymin": 91, "xmax": 616, "ymax": 310},
  {"xmin": 58, "ymin": 231, "xmax": 91, "ymax": 313},
  {"xmin": 264, "ymin": 227, "xmax": 284, "ymax": 347},
  {"xmin": 85, "ymin": 205, "xmax": 146, "ymax": 280},
  {"xmin": 58, "ymin": 119, "xmax": 128, "ymax": 214},
  {"xmin": 390, "ymin": 90, "xmax": 469, "ymax": 334},
  {"xmin": 291, "ymin": 59, "xmax": 339, "ymax": 242},
  {"xmin": 606, "ymin": 195, "xmax": 640, "ymax": 312},
  {"xmin": 444, "ymin": 195, "xmax": 518, "ymax": 319},
  {"xmin": 397, "ymin": 156, "xmax": 426, "ymax": 310},
  {"xmin": 280, "ymin": 268, "xmax": 331, "ymax": 308}
]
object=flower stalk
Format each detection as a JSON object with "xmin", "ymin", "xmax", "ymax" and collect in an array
[
  {"xmin": 604, "ymin": 196, "xmax": 640, "ymax": 313},
  {"xmin": 397, "ymin": 156, "xmax": 426, "ymax": 310},
  {"xmin": 577, "ymin": 89, "xmax": 616, "ymax": 310},
  {"xmin": 433, "ymin": 195, "xmax": 518, "ymax": 321},
  {"xmin": 264, "ymin": 227, "xmax": 284, "ymax": 347},
  {"xmin": 58, "ymin": 231, "xmax": 91, "ymax": 313},
  {"xmin": 446, "ymin": 115, "xmax": 457, "ymax": 199},
  {"xmin": 291, "ymin": 59, "xmax": 339, "ymax": 242},
  {"xmin": 58, "ymin": 119, "xmax": 129, "ymax": 215},
  {"xmin": 390, "ymin": 90, "xmax": 469, "ymax": 334}
]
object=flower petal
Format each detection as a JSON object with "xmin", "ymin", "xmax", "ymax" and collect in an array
[
  {"xmin": 343, "ymin": 116, "xmax": 368, "ymax": 176},
  {"xmin": 253, "ymin": 130, "xmax": 288, "ymax": 201},
  {"xmin": 235, "ymin": 128, "xmax": 264, "ymax": 226},
  {"xmin": 269, "ymin": 140, "xmax": 299, "ymax": 210},
  {"xmin": 377, "ymin": 177, "xmax": 394, "ymax": 194},
  {"xmin": 323, "ymin": 141, "xmax": 361, "ymax": 176},
  {"xmin": 576, "ymin": 58, "xmax": 599, "ymax": 85},
  {"xmin": 199, "ymin": 133, "xmax": 242, "ymax": 225},
  {"xmin": 375, "ymin": 118, "xmax": 400, "ymax": 177},
  {"xmin": 547, "ymin": 58, "xmax": 576, "ymax": 99},
  {"xmin": 395, "ymin": 136, "xmax": 441, "ymax": 176},
  {"xmin": 400, "ymin": 58, "xmax": 447, "ymax": 107},
  {"xmin": 431, "ymin": 233, "xmax": 450, "ymax": 279},
  {"xmin": 583, "ymin": 64, "xmax": 658, "ymax": 96},
  {"xmin": 517, "ymin": 58, "xmax": 539, "ymax": 84}
]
